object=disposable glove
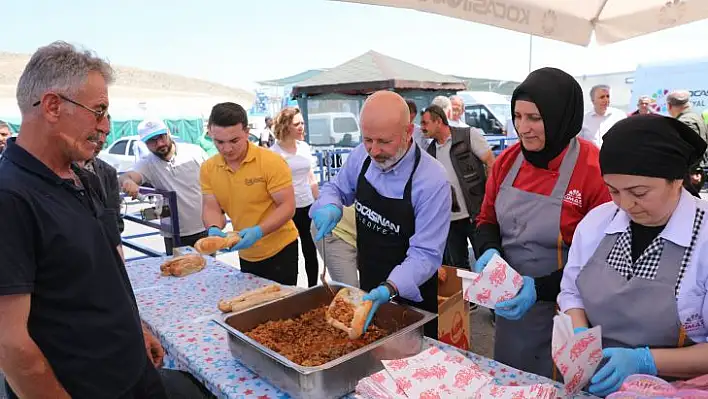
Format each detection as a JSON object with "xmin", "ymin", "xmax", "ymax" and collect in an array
[
  {"xmin": 207, "ymin": 226, "xmax": 226, "ymax": 237},
  {"xmin": 362, "ymin": 285, "xmax": 391, "ymax": 332},
  {"xmin": 231, "ymin": 226, "xmax": 264, "ymax": 251},
  {"xmin": 573, "ymin": 327, "xmax": 589, "ymax": 334},
  {"xmin": 473, "ymin": 248, "xmax": 499, "ymax": 273},
  {"xmin": 312, "ymin": 204, "xmax": 343, "ymax": 241},
  {"xmin": 589, "ymin": 347, "xmax": 657, "ymax": 397},
  {"xmin": 495, "ymin": 276, "xmax": 536, "ymax": 320}
]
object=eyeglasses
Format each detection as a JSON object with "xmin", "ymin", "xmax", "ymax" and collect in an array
[{"xmin": 33, "ymin": 94, "xmax": 108, "ymax": 121}]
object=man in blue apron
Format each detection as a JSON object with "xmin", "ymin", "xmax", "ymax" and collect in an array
[{"xmin": 310, "ymin": 91, "xmax": 452, "ymax": 338}]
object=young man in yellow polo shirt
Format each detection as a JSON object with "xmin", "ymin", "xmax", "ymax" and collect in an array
[{"xmin": 200, "ymin": 102, "xmax": 299, "ymax": 285}]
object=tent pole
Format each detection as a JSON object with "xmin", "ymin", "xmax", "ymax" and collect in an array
[{"xmin": 528, "ymin": 34, "xmax": 533, "ymax": 73}]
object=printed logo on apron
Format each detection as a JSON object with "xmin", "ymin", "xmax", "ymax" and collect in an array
[
  {"xmin": 354, "ymin": 199, "xmax": 402, "ymax": 236},
  {"xmin": 683, "ymin": 313, "xmax": 706, "ymax": 335}
]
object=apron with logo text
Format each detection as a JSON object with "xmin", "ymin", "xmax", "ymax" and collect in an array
[
  {"xmin": 576, "ymin": 208, "xmax": 704, "ymax": 359},
  {"xmin": 355, "ymin": 145, "xmax": 438, "ymax": 338},
  {"xmin": 494, "ymin": 138, "xmax": 580, "ymax": 378}
]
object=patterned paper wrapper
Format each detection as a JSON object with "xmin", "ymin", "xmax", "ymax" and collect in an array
[
  {"xmin": 381, "ymin": 347, "xmax": 493, "ymax": 398},
  {"xmin": 552, "ymin": 313, "xmax": 603, "ymax": 395},
  {"xmin": 457, "ymin": 254, "xmax": 524, "ymax": 309},
  {"xmin": 474, "ymin": 383, "xmax": 558, "ymax": 399},
  {"xmin": 356, "ymin": 369, "xmax": 408, "ymax": 399}
]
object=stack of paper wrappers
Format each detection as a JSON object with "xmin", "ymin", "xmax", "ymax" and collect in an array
[{"xmin": 355, "ymin": 346, "xmax": 558, "ymax": 399}]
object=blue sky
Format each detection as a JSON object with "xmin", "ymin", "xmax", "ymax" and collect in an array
[{"xmin": 3, "ymin": 0, "xmax": 708, "ymax": 90}]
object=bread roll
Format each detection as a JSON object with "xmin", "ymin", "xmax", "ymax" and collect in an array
[
  {"xmin": 194, "ymin": 232, "xmax": 241, "ymax": 254},
  {"xmin": 326, "ymin": 287, "xmax": 373, "ymax": 339},
  {"xmin": 218, "ymin": 284, "xmax": 290, "ymax": 313},
  {"xmin": 160, "ymin": 254, "xmax": 206, "ymax": 277}
]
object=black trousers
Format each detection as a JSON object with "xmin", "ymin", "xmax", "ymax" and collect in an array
[
  {"xmin": 239, "ymin": 239, "xmax": 299, "ymax": 285},
  {"xmin": 443, "ymin": 218, "xmax": 476, "ymax": 268},
  {"xmin": 292, "ymin": 205, "xmax": 319, "ymax": 287},
  {"xmin": 5, "ymin": 360, "xmax": 168, "ymax": 399},
  {"xmin": 164, "ymin": 230, "xmax": 207, "ymax": 256}
]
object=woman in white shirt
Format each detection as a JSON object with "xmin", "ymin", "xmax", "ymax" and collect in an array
[
  {"xmin": 559, "ymin": 115, "xmax": 708, "ymax": 397},
  {"xmin": 271, "ymin": 108, "xmax": 320, "ymax": 287}
]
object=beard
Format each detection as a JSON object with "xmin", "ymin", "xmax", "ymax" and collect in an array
[
  {"xmin": 152, "ymin": 140, "xmax": 174, "ymax": 160},
  {"xmin": 372, "ymin": 144, "xmax": 409, "ymax": 171}
]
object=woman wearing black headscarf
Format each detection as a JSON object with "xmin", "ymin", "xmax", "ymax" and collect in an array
[
  {"xmin": 559, "ymin": 115, "xmax": 708, "ymax": 397},
  {"xmin": 474, "ymin": 67, "xmax": 611, "ymax": 378}
]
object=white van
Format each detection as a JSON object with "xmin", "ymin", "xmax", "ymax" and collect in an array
[
  {"xmin": 307, "ymin": 112, "xmax": 361, "ymax": 147},
  {"xmin": 456, "ymin": 91, "xmax": 511, "ymax": 135},
  {"xmin": 630, "ymin": 57, "xmax": 708, "ymax": 115}
]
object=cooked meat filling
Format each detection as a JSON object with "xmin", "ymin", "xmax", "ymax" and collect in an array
[
  {"xmin": 330, "ymin": 297, "xmax": 355, "ymax": 325},
  {"xmin": 245, "ymin": 306, "xmax": 388, "ymax": 366}
]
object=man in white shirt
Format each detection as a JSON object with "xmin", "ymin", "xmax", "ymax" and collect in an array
[
  {"xmin": 119, "ymin": 119, "xmax": 209, "ymax": 255},
  {"xmin": 579, "ymin": 84, "xmax": 626, "ymax": 147},
  {"xmin": 260, "ymin": 116, "xmax": 274, "ymax": 148},
  {"xmin": 448, "ymin": 95, "xmax": 469, "ymax": 128}
]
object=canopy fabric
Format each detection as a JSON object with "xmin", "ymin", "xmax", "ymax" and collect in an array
[
  {"xmin": 335, "ymin": 0, "xmax": 707, "ymax": 46},
  {"xmin": 292, "ymin": 50, "xmax": 466, "ymax": 96}
]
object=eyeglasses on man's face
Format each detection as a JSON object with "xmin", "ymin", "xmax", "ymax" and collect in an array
[{"xmin": 33, "ymin": 93, "xmax": 108, "ymax": 121}]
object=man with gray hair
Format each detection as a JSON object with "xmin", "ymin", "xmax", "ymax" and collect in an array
[
  {"xmin": 449, "ymin": 95, "xmax": 469, "ymax": 128},
  {"xmin": 630, "ymin": 95, "xmax": 655, "ymax": 116},
  {"xmin": 0, "ymin": 42, "xmax": 168, "ymax": 398},
  {"xmin": 580, "ymin": 84, "xmax": 626, "ymax": 147},
  {"xmin": 0, "ymin": 120, "xmax": 10, "ymax": 157}
]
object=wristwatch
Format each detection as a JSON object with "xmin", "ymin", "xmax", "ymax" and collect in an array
[{"xmin": 381, "ymin": 281, "xmax": 398, "ymax": 300}]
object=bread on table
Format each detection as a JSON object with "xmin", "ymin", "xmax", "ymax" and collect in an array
[
  {"xmin": 160, "ymin": 254, "xmax": 206, "ymax": 277},
  {"xmin": 217, "ymin": 284, "xmax": 291, "ymax": 313},
  {"xmin": 194, "ymin": 232, "xmax": 241, "ymax": 254},
  {"xmin": 326, "ymin": 287, "xmax": 373, "ymax": 340}
]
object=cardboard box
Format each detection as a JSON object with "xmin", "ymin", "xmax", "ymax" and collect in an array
[{"xmin": 437, "ymin": 265, "xmax": 471, "ymax": 351}]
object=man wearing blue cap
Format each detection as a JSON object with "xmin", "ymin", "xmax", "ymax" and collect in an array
[{"xmin": 119, "ymin": 119, "xmax": 209, "ymax": 254}]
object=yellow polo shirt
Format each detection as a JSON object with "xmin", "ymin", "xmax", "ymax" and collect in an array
[{"xmin": 200, "ymin": 143, "xmax": 298, "ymax": 262}]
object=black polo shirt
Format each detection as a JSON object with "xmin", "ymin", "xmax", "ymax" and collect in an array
[{"xmin": 0, "ymin": 139, "xmax": 146, "ymax": 398}]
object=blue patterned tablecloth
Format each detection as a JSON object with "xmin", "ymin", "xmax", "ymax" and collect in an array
[{"xmin": 126, "ymin": 257, "xmax": 595, "ymax": 399}]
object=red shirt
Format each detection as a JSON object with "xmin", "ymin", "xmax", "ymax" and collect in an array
[{"xmin": 476, "ymin": 139, "xmax": 611, "ymax": 246}]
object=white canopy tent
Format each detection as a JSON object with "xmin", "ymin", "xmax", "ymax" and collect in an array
[{"xmin": 335, "ymin": 0, "xmax": 707, "ymax": 46}]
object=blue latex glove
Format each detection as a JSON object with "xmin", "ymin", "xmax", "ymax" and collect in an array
[
  {"xmin": 231, "ymin": 226, "xmax": 264, "ymax": 251},
  {"xmin": 362, "ymin": 285, "xmax": 391, "ymax": 332},
  {"xmin": 574, "ymin": 327, "xmax": 589, "ymax": 334},
  {"xmin": 589, "ymin": 347, "xmax": 657, "ymax": 397},
  {"xmin": 312, "ymin": 204, "xmax": 343, "ymax": 241},
  {"xmin": 473, "ymin": 248, "xmax": 500, "ymax": 273},
  {"xmin": 207, "ymin": 226, "xmax": 226, "ymax": 237},
  {"xmin": 495, "ymin": 276, "xmax": 536, "ymax": 320}
]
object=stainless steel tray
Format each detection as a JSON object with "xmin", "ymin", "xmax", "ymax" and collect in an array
[{"xmin": 214, "ymin": 283, "xmax": 437, "ymax": 398}]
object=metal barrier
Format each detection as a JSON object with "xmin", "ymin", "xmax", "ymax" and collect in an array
[
  {"xmin": 485, "ymin": 136, "xmax": 519, "ymax": 155},
  {"xmin": 311, "ymin": 137, "xmax": 517, "ymax": 183},
  {"xmin": 313, "ymin": 148, "xmax": 352, "ymax": 186},
  {"xmin": 121, "ymin": 187, "xmax": 181, "ymax": 261}
]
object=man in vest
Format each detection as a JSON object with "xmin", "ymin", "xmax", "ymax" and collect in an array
[
  {"xmin": 420, "ymin": 104, "xmax": 494, "ymax": 269},
  {"xmin": 667, "ymin": 90, "xmax": 708, "ymax": 193}
]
